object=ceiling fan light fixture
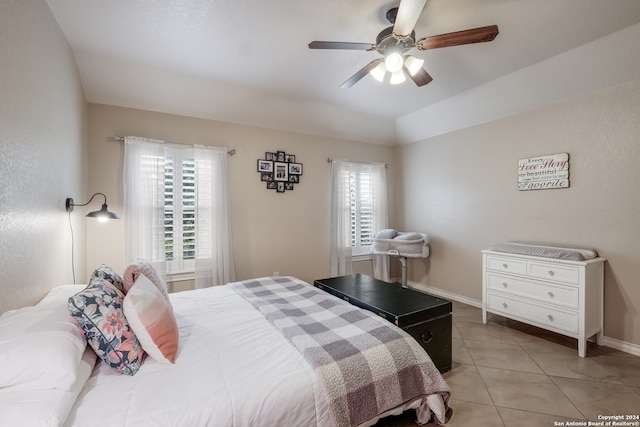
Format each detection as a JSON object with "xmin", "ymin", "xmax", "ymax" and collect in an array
[
  {"xmin": 390, "ymin": 70, "xmax": 406, "ymax": 85},
  {"xmin": 384, "ymin": 52, "xmax": 404, "ymax": 73},
  {"xmin": 369, "ymin": 62, "xmax": 387, "ymax": 82},
  {"xmin": 308, "ymin": 4, "xmax": 499, "ymax": 89},
  {"xmin": 404, "ymin": 55, "xmax": 424, "ymax": 76}
]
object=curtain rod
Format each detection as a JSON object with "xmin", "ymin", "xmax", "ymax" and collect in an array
[
  {"xmin": 111, "ymin": 136, "xmax": 236, "ymax": 156},
  {"xmin": 327, "ymin": 157, "xmax": 388, "ymax": 168}
]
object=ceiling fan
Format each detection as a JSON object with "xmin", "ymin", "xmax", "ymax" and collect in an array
[{"xmin": 308, "ymin": 0, "xmax": 499, "ymax": 88}]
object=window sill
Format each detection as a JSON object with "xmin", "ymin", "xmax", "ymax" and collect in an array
[
  {"xmin": 166, "ymin": 271, "xmax": 195, "ymax": 283},
  {"xmin": 352, "ymin": 254, "xmax": 373, "ymax": 262}
]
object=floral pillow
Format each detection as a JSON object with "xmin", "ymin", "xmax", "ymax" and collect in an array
[
  {"xmin": 68, "ymin": 278, "xmax": 144, "ymax": 375},
  {"xmin": 90, "ymin": 264, "xmax": 125, "ymax": 294}
]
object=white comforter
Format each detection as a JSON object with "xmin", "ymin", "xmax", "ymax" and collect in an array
[{"xmin": 65, "ymin": 286, "xmax": 333, "ymax": 427}]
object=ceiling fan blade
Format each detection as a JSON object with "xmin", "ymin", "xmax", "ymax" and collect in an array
[
  {"xmin": 404, "ymin": 66, "xmax": 433, "ymax": 87},
  {"xmin": 340, "ymin": 59, "xmax": 383, "ymax": 88},
  {"xmin": 308, "ymin": 41, "xmax": 375, "ymax": 51},
  {"xmin": 417, "ymin": 25, "xmax": 499, "ymax": 50},
  {"xmin": 393, "ymin": 0, "xmax": 428, "ymax": 37}
]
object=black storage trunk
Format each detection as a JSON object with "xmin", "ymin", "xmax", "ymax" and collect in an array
[{"xmin": 314, "ymin": 274, "xmax": 452, "ymax": 373}]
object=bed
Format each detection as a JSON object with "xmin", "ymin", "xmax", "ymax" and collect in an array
[{"xmin": 0, "ymin": 271, "xmax": 451, "ymax": 427}]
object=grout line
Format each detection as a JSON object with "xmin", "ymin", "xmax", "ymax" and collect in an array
[{"xmin": 450, "ymin": 306, "xmax": 504, "ymax": 425}]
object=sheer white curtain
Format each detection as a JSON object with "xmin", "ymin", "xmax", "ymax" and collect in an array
[
  {"xmin": 124, "ymin": 137, "xmax": 167, "ymax": 280},
  {"xmin": 371, "ymin": 163, "xmax": 389, "ymax": 282},
  {"xmin": 330, "ymin": 160, "xmax": 389, "ymax": 280},
  {"xmin": 124, "ymin": 137, "xmax": 235, "ymax": 288},
  {"xmin": 193, "ymin": 145, "xmax": 235, "ymax": 288},
  {"xmin": 330, "ymin": 159, "xmax": 353, "ymax": 276}
]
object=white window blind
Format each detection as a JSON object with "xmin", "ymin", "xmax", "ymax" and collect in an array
[
  {"xmin": 124, "ymin": 136, "xmax": 235, "ymax": 288},
  {"xmin": 164, "ymin": 152, "xmax": 196, "ymax": 273},
  {"xmin": 349, "ymin": 164, "xmax": 375, "ymax": 256},
  {"xmin": 330, "ymin": 159, "xmax": 388, "ymax": 277}
]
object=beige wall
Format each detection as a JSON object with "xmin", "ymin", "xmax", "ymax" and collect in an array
[
  {"xmin": 396, "ymin": 80, "xmax": 640, "ymax": 348},
  {"xmin": 85, "ymin": 104, "xmax": 395, "ymax": 287},
  {"xmin": 3, "ymin": 0, "xmax": 638, "ymax": 353},
  {"xmin": 0, "ymin": 0, "xmax": 87, "ymax": 313}
]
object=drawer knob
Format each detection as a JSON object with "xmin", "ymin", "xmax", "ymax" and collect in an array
[
  {"xmin": 548, "ymin": 292, "xmax": 554, "ymax": 298},
  {"xmin": 502, "ymin": 282, "xmax": 508, "ymax": 288},
  {"xmin": 502, "ymin": 302, "xmax": 508, "ymax": 309},
  {"xmin": 547, "ymin": 314, "xmax": 554, "ymax": 321},
  {"xmin": 420, "ymin": 332, "xmax": 434, "ymax": 344},
  {"xmin": 548, "ymin": 270, "xmax": 555, "ymax": 276},
  {"xmin": 502, "ymin": 263, "xmax": 508, "ymax": 269}
]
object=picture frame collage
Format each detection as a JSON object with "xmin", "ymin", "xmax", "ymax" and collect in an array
[{"xmin": 257, "ymin": 150, "xmax": 303, "ymax": 193}]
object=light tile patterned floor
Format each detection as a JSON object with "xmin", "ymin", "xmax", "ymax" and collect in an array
[{"xmin": 376, "ymin": 301, "xmax": 640, "ymax": 426}]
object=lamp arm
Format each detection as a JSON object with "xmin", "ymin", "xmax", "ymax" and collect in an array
[{"xmin": 65, "ymin": 193, "xmax": 108, "ymax": 212}]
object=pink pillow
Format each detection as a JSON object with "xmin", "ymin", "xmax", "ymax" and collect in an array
[
  {"xmin": 122, "ymin": 274, "xmax": 179, "ymax": 364},
  {"xmin": 123, "ymin": 260, "xmax": 171, "ymax": 307}
]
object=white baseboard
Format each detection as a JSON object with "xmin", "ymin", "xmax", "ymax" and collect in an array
[
  {"xmin": 602, "ymin": 336, "xmax": 640, "ymax": 357},
  {"xmin": 397, "ymin": 277, "xmax": 640, "ymax": 358},
  {"xmin": 406, "ymin": 280, "xmax": 482, "ymax": 309}
]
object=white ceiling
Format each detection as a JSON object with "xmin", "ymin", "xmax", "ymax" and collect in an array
[{"xmin": 44, "ymin": 0, "xmax": 640, "ymax": 144}]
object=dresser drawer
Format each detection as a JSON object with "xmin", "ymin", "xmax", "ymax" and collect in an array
[
  {"xmin": 527, "ymin": 261, "xmax": 580, "ymax": 284},
  {"xmin": 486, "ymin": 273, "xmax": 579, "ymax": 309},
  {"xmin": 486, "ymin": 292, "xmax": 578, "ymax": 334},
  {"xmin": 483, "ymin": 249, "xmax": 606, "ymax": 357},
  {"xmin": 485, "ymin": 255, "xmax": 527, "ymax": 275}
]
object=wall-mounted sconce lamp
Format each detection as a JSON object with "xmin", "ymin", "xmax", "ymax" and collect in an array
[
  {"xmin": 65, "ymin": 193, "xmax": 119, "ymax": 222},
  {"xmin": 65, "ymin": 193, "xmax": 118, "ymax": 283}
]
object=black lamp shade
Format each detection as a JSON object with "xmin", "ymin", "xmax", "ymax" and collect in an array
[
  {"xmin": 65, "ymin": 193, "xmax": 119, "ymax": 220},
  {"xmin": 86, "ymin": 203, "xmax": 120, "ymax": 220}
]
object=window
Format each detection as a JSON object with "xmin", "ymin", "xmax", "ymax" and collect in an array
[
  {"xmin": 330, "ymin": 159, "xmax": 387, "ymax": 278},
  {"xmin": 124, "ymin": 137, "xmax": 235, "ymax": 288},
  {"xmin": 164, "ymin": 153, "xmax": 196, "ymax": 273},
  {"xmin": 349, "ymin": 164, "xmax": 376, "ymax": 256}
]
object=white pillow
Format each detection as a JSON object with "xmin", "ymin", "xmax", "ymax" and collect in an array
[
  {"xmin": 123, "ymin": 274, "xmax": 179, "ymax": 364},
  {"xmin": 36, "ymin": 285, "xmax": 86, "ymax": 307},
  {"xmin": 0, "ymin": 288, "xmax": 89, "ymax": 390},
  {"xmin": 0, "ymin": 346, "xmax": 96, "ymax": 427}
]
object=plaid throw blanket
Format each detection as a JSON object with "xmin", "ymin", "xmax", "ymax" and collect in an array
[{"xmin": 230, "ymin": 276, "xmax": 452, "ymax": 427}]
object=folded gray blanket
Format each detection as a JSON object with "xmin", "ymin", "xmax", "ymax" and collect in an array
[
  {"xmin": 230, "ymin": 276, "xmax": 452, "ymax": 427},
  {"xmin": 488, "ymin": 241, "xmax": 598, "ymax": 261}
]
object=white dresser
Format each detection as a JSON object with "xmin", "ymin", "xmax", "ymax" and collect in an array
[{"xmin": 482, "ymin": 250, "xmax": 606, "ymax": 357}]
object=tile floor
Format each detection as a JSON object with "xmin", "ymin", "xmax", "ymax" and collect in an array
[{"xmin": 377, "ymin": 301, "xmax": 640, "ymax": 427}]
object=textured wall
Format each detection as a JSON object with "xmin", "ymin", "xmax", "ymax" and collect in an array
[
  {"xmin": 85, "ymin": 104, "xmax": 395, "ymax": 287},
  {"xmin": 0, "ymin": 0, "xmax": 86, "ymax": 313},
  {"xmin": 397, "ymin": 80, "xmax": 640, "ymax": 348}
]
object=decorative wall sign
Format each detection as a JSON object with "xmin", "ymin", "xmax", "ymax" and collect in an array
[
  {"xmin": 518, "ymin": 152, "xmax": 569, "ymax": 191},
  {"xmin": 257, "ymin": 151, "xmax": 302, "ymax": 192}
]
